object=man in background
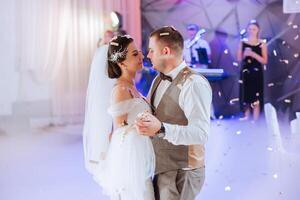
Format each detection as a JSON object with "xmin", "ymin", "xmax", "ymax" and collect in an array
[{"xmin": 183, "ymin": 24, "xmax": 211, "ymax": 68}]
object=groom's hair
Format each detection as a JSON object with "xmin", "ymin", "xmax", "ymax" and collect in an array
[{"xmin": 150, "ymin": 26, "xmax": 184, "ymax": 54}]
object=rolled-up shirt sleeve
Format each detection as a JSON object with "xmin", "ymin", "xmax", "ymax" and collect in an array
[{"xmin": 163, "ymin": 75, "xmax": 212, "ymax": 145}]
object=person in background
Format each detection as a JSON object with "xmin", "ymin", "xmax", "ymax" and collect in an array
[
  {"xmin": 97, "ymin": 30, "xmax": 114, "ymax": 47},
  {"xmin": 183, "ymin": 24, "xmax": 211, "ymax": 68},
  {"xmin": 237, "ymin": 20, "xmax": 268, "ymax": 121}
]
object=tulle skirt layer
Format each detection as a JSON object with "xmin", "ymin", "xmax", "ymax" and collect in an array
[{"xmin": 93, "ymin": 127, "xmax": 155, "ymax": 200}]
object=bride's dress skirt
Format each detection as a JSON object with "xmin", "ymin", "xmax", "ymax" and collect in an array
[{"xmin": 94, "ymin": 126, "xmax": 155, "ymax": 200}]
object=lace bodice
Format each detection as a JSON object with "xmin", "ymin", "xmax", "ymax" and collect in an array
[{"xmin": 108, "ymin": 98, "xmax": 151, "ymax": 125}]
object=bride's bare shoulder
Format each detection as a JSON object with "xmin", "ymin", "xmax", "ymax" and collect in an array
[{"xmin": 111, "ymin": 84, "xmax": 133, "ymax": 104}]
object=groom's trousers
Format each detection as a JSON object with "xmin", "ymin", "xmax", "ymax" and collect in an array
[{"xmin": 153, "ymin": 167, "xmax": 205, "ymax": 200}]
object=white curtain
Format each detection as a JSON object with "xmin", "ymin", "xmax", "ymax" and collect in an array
[{"xmin": 15, "ymin": 0, "xmax": 141, "ymax": 125}]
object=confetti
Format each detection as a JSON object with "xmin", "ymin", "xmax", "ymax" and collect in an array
[
  {"xmin": 273, "ymin": 174, "xmax": 278, "ymax": 179},
  {"xmin": 284, "ymin": 99, "xmax": 291, "ymax": 103},
  {"xmin": 273, "ymin": 50, "xmax": 277, "ymax": 56},
  {"xmin": 267, "ymin": 147, "xmax": 273, "ymax": 151},
  {"xmin": 288, "ymin": 75, "xmax": 292, "ymax": 79},
  {"xmin": 294, "ymin": 35, "xmax": 299, "ymax": 40},
  {"xmin": 282, "ymin": 40, "xmax": 286, "ymax": 45},
  {"xmin": 224, "ymin": 49, "xmax": 229, "ymax": 54},
  {"xmin": 268, "ymin": 83, "xmax": 274, "ymax": 87},
  {"xmin": 233, "ymin": 62, "xmax": 239, "ymax": 67},
  {"xmin": 218, "ymin": 91, "xmax": 222, "ymax": 97},
  {"xmin": 225, "ymin": 186, "xmax": 231, "ymax": 191},
  {"xmin": 218, "ymin": 115, "xmax": 224, "ymax": 120},
  {"xmin": 256, "ymin": 92, "xmax": 260, "ymax": 96},
  {"xmin": 288, "ymin": 21, "xmax": 293, "ymax": 26},
  {"xmin": 236, "ymin": 130, "xmax": 242, "ymax": 135},
  {"xmin": 238, "ymin": 80, "xmax": 243, "ymax": 84},
  {"xmin": 293, "ymin": 25, "xmax": 298, "ymax": 29},
  {"xmin": 242, "ymin": 69, "xmax": 249, "ymax": 73},
  {"xmin": 230, "ymin": 98, "xmax": 239, "ymax": 104},
  {"xmin": 294, "ymin": 53, "xmax": 299, "ymax": 58},
  {"xmin": 280, "ymin": 59, "xmax": 289, "ymax": 64}
]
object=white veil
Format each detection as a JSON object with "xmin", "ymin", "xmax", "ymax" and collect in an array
[{"xmin": 83, "ymin": 45, "xmax": 115, "ymax": 175}]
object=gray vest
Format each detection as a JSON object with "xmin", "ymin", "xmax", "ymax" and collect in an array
[{"xmin": 149, "ymin": 67, "xmax": 205, "ymax": 174}]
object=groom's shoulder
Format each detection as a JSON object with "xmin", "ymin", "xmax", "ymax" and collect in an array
[{"xmin": 185, "ymin": 69, "xmax": 211, "ymax": 88}]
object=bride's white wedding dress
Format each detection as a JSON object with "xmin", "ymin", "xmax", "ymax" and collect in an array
[{"xmin": 93, "ymin": 96, "xmax": 155, "ymax": 200}]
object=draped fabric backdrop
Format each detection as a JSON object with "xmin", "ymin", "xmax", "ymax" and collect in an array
[{"xmin": 14, "ymin": 0, "xmax": 141, "ymax": 125}]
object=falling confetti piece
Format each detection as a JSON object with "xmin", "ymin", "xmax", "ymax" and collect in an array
[
  {"xmin": 238, "ymin": 80, "xmax": 243, "ymax": 84},
  {"xmin": 280, "ymin": 59, "xmax": 289, "ymax": 64},
  {"xmin": 256, "ymin": 92, "xmax": 260, "ymax": 96},
  {"xmin": 282, "ymin": 41, "xmax": 286, "ymax": 45},
  {"xmin": 230, "ymin": 98, "xmax": 239, "ymax": 104},
  {"xmin": 242, "ymin": 69, "xmax": 249, "ymax": 73},
  {"xmin": 218, "ymin": 91, "xmax": 222, "ymax": 97},
  {"xmin": 233, "ymin": 62, "xmax": 239, "ymax": 67},
  {"xmin": 288, "ymin": 21, "xmax": 293, "ymax": 26},
  {"xmin": 294, "ymin": 35, "xmax": 299, "ymax": 40},
  {"xmin": 273, "ymin": 174, "xmax": 278, "ymax": 179},
  {"xmin": 294, "ymin": 53, "xmax": 299, "ymax": 58},
  {"xmin": 236, "ymin": 130, "xmax": 242, "ymax": 135},
  {"xmin": 225, "ymin": 186, "xmax": 231, "ymax": 191},
  {"xmin": 288, "ymin": 75, "xmax": 292, "ymax": 79},
  {"xmin": 267, "ymin": 147, "xmax": 273, "ymax": 151},
  {"xmin": 273, "ymin": 50, "xmax": 277, "ymax": 56},
  {"xmin": 268, "ymin": 83, "xmax": 275, "ymax": 87},
  {"xmin": 218, "ymin": 115, "xmax": 224, "ymax": 120},
  {"xmin": 263, "ymin": 65, "xmax": 267, "ymax": 71},
  {"xmin": 224, "ymin": 49, "xmax": 229, "ymax": 54},
  {"xmin": 293, "ymin": 25, "xmax": 298, "ymax": 29},
  {"xmin": 284, "ymin": 99, "xmax": 291, "ymax": 103}
]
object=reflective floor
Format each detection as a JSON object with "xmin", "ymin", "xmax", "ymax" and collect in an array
[{"xmin": 1, "ymin": 118, "xmax": 299, "ymax": 200}]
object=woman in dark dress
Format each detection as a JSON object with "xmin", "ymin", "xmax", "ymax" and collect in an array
[{"xmin": 237, "ymin": 20, "xmax": 268, "ymax": 121}]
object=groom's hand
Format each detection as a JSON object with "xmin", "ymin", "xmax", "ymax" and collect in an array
[{"xmin": 135, "ymin": 113, "xmax": 161, "ymax": 136}]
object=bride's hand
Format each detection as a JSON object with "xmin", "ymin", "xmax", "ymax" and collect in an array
[{"xmin": 135, "ymin": 113, "xmax": 161, "ymax": 136}]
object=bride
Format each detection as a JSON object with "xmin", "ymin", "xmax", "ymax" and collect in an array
[{"xmin": 83, "ymin": 35, "xmax": 155, "ymax": 200}]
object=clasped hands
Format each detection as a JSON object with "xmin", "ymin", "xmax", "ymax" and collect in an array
[{"xmin": 135, "ymin": 111, "xmax": 161, "ymax": 137}]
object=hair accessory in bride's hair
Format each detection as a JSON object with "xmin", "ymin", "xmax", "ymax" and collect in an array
[
  {"xmin": 159, "ymin": 32, "xmax": 170, "ymax": 36},
  {"xmin": 110, "ymin": 42, "xmax": 119, "ymax": 46},
  {"xmin": 123, "ymin": 35, "xmax": 132, "ymax": 39},
  {"xmin": 109, "ymin": 49, "xmax": 128, "ymax": 63}
]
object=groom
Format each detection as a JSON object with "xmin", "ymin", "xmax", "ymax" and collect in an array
[{"xmin": 136, "ymin": 26, "xmax": 212, "ymax": 200}]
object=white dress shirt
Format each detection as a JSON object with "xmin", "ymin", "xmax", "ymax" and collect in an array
[{"xmin": 153, "ymin": 61, "xmax": 212, "ymax": 145}]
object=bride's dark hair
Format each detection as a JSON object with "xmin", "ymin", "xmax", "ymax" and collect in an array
[{"xmin": 107, "ymin": 35, "xmax": 133, "ymax": 79}]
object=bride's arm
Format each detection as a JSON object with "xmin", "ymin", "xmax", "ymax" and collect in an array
[{"xmin": 110, "ymin": 85, "xmax": 133, "ymax": 128}]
